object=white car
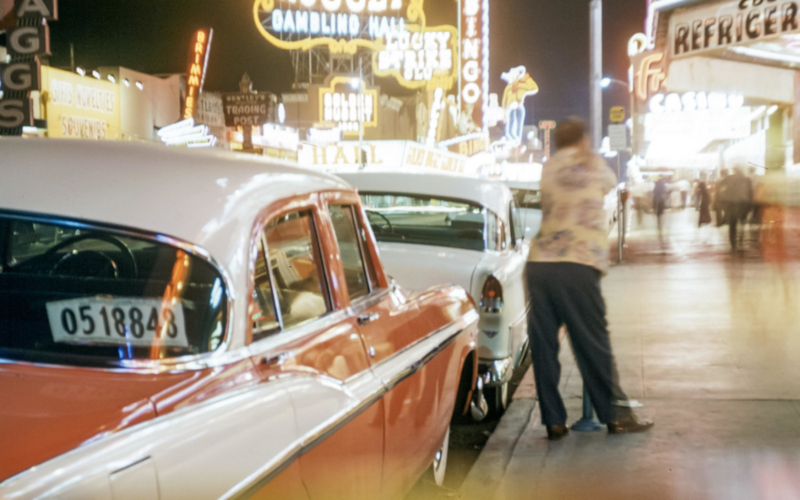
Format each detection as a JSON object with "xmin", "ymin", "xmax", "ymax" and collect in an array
[
  {"xmin": 339, "ymin": 172, "xmax": 530, "ymax": 415},
  {"xmin": 504, "ymin": 180, "xmax": 542, "ymax": 242}
]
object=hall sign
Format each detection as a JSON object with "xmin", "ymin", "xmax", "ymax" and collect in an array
[
  {"xmin": 0, "ymin": 0, "xmax": 57, "ymax": 133},
  {"xmin": 669, "ymin": 0, "xmax": 800, "ymax": 58},
  {"xmin": 253, "ymin": 0, "xmax": 419, "ymax": 54},
  {"xmin": 299, "ymin": 140, "xmax": 471, "ymax": 174},
  {"xmin": 318, "ymin": 77, "xmax": 378, "ymax": 135},
  {"xmin": 374, "ymin": 25, "xmax": 458, "ymax": 89}
]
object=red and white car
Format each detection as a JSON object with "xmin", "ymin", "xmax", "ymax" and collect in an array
[{"xmin": 0, "ymin": 140, "xmax": 479, "ymax": 499}]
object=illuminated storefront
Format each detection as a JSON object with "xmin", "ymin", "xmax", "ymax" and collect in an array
[{"xmin": 630, "ymin": 0, "xmax": 800, "ymax": 175}]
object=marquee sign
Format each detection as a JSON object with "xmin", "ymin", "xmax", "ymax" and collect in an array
[
  {"xmin": 374, "ymin": 24, "xmax": 458, "ymax": 89},
  {"xmin": 669, "ymin": 0, "xmax": 800, "ymax": 58},
  {"xmin": 460, "ymin": 0, "xmax": 489, "ymax": 131},
  {"xmin": 253, "ymin": 0, "xmax": 426, "ymax": 54},
  {"xmin": 0, "ymin": 0, "xmax": 57, "ymax": 134},
  {"xmin": 318, "ymin": 76, "xmax": 378, "ymax": 135}
]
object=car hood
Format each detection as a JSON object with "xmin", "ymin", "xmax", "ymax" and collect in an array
[
  {"xmin": 376, "ymin": 242, "xmax": 484, "ymax": 296},
  {"xmin": 0, "ymin": 362, "xmax": 194, "ymax": 482}
]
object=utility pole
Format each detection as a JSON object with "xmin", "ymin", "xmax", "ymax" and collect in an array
[
  {"xmin": 590, "ymin": 0, "xmax": 602, "ymax": 152},
  {"xmin": 573, "ymin": 0, "xmax": 606, "ymax": 433}
]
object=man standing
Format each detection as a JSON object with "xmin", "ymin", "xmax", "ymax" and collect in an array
[{"xmin": 527, "ymin": 118, "xmax": 653, "ymax": 440}]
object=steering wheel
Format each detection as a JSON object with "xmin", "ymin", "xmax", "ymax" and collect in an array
[
  {"xmin": 366, "ymin": 210, "xmax": 394, "ymax": 234},
  {"xmin": 42, "ymin": 233, "xmax": 138, "ymax": 279}
]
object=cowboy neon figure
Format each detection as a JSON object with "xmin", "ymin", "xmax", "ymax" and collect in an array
[{"xmin": 501, "ymin": 66, "xmax": 539, "ymax": 143}]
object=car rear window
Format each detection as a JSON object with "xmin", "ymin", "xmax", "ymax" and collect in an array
[
  {"xmin": 360, "ymin": 193, "xmax": 486, "ymax": 251},
  {"xmin": 0, "ymin": 214, "xmax": 228, "ymax": 366}
]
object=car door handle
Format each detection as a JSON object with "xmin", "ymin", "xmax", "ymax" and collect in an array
[
  {"xmin": 261, "ymin": 352, "xmax": 290, "ymax": 367},
  {"xmin": 358, "ymin": 313, "xmax": 380, "ymax": 325}
]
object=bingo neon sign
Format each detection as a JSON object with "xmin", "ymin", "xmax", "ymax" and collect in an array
[{"xmin": 460, "ymin": 0, "xmax": 490, "ymax": 131}]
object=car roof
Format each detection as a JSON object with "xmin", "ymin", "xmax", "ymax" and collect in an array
[
  {"xmin": 1, "ymin": 139, "xmax": 349, "ymax": 349},
  {"xmin": 337, "ymin": 172, "xmax": 514, "ymax": 223}
]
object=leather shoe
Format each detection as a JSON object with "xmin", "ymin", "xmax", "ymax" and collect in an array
[
  {"xmin": 546, "ymin": 425, "xmax": 570, "ymax": 441},
  {"xmin": 607, "ymin": 413, "xmax": 654, "ymax": 434}
]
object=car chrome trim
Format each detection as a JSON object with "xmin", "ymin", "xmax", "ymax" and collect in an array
[
  {"xmin": 0, "ymin": 209, "xmax": 236, "ymax": 373},
  {"xmin": 220, "ymin": 309, "xmax": 479, "ymax": 500},
  {"xmin": 478, "ymin": 355, "xmax": 515, "ymax": 387}
]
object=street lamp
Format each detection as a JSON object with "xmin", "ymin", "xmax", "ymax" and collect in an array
[{"xmin": 601, "ymin": 77, "xmax": 627, "ymax": 89}]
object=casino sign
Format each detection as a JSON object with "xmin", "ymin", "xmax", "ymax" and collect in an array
[{"xmin": 253, "ymin": 0, "xmax": 427, "ymax": 54}]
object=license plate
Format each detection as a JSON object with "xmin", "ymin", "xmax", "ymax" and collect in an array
[{"xmin": 46, "ymin": 297, "xmax": 189, "ymax": 348}]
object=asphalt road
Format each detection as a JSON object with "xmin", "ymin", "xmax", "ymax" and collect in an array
[{"xmin": 405, "ymin": 352, "xmax": 532, "ymax": 499}]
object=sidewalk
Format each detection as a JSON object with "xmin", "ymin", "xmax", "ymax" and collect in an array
[{"xmin": 459, "ymin": 209, "xmax": 800, "ymax": 499}]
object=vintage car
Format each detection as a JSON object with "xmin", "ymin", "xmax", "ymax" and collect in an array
[
  {"xmin": 504, "ymin": 180, "xmax": 542, "ymax": 243},
  {"xmin": 0, "ymin": 140, "xmax": 480, "ymax": 500},
  {"xmin": 338, "ymin": 172, "xmax": 530, "ymax": 415}
]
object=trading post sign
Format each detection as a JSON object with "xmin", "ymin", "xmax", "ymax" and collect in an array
[
  {"xmin": 222, "ymin": 92, "xmax": 276, "ymax": 127},
  {"xmin": 253, "ymin": 0, "xmax": 427, "ymax": 54},
  {"xmin": 0, "ymin": 0, "xmax": 58, "ymax": 134}
]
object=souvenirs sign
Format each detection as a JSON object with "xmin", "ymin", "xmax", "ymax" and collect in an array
[{"xmin": 253, "ymin": 0, "xmax": 427, "ymax": 54}]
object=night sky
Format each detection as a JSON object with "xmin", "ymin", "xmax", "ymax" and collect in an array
[{"xmin": 43, "ymin": 0, "xmax": 646, "ymax": 124}]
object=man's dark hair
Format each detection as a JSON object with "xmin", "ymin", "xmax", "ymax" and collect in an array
[{"xmin": 555, "ymin": 117, "xmax": 586, "ymax": 150}]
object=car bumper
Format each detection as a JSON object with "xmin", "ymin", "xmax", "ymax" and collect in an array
[{"xmin": 478, "ymin": 356, "xmax": 514, "ymax": 388}]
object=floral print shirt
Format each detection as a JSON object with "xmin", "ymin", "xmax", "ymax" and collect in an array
[{"xmin": 528, "ymin": 147, "xmax": 617, "ymax": 274}]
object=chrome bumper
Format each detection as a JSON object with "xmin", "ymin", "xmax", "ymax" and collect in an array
[{"xmin": 478, "ymin": 356, "xmax": 514, "ymax": 388}]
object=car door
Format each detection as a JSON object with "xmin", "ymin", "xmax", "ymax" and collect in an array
[
  {"xmin": 322, "ymin": 196, "xmax": 447, "ymax": 497},
  {"xmin": 246, "ymin": 197, "xmax": 384, "ymax": 500}
]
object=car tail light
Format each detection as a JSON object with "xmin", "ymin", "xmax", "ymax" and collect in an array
[{"xmin": 480, "ymin": 275, "xmax": 504, "ymax": 313}]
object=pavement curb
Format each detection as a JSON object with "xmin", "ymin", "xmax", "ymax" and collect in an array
[{"xmin": 456, "ymin": 398, "xmax": 537, "ymax": 500}]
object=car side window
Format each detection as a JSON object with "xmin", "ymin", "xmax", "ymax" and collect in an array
[
  {"xmin": 252, "ymin": 238, "xmax": 280, "ymax": 341},
  {"xmin": 487, "ymin": 211, "xmax": 499, "ymax": 251},
  {"xmin": 260, "ymin": 211, "xmax": 330, "ymax": 333},
  {"xmin": 355, "ymin": 208, "xmax": 380, "ymax": 290},
  {"xmin": 510, "ymin": 201, "xmax": 524, "ymax": 243},
  {"xmin": 329, "ymin": 205, "xmax": 370, "ymax": 301},
  {"xmin": 498, "ymin": 218, "xmax": 508, "ymax": 250}
]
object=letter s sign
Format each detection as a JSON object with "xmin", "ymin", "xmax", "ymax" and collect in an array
[{"xmin": 0, "ymin": 99, "xmax": 33, "ymax": 128}]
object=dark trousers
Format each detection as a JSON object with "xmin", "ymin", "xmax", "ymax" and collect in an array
[
  {"xmin": 526, "ymin": 262, "xmax": 625, "ymax": 425},
  {"xmin": 727, "ymin": 202, "xmax": 749, "ymax": 249}
]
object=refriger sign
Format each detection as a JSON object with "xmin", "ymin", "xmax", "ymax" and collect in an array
[{"xmin": 669, "ymin": 0, "xmax": 800, "ymax": 58}]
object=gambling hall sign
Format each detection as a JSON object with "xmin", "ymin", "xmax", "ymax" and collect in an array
[{"xmin": 0, "ymin": 0, "xmax": 57, "ymax": 134}]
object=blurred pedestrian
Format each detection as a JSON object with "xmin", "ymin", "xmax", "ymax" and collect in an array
[
  {"xmin": 527, "ymin": 118, "xmax": 653, "ymax": 441},
  {"xmin": 653, "ymin": 176, "xmax": 668, "ymax": 239},
  {"xmin": 698, "ymin": 180, "xmax": 712, "ymax": 228},
  {"xmin": 723, "ymin": 166, "xmax": 754, "ymax": 250},
  {"xmin": 715, "ymin": 170, "xmax": 730, "ymax": 227}
]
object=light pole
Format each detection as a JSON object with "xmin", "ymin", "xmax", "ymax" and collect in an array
[{"xmin": 602, "ymin": 76, "xmax": 629, "ymax": 264}]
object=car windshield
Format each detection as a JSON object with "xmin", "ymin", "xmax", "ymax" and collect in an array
[
  {"xmin": 510, "ymin": 188, "xmax": 542, "ymax": 210},
  {"xmin": 360, "ymin": 193, "xmax": 486, "ymax": 251},
  {"xmin": 0, "ymin": 214, "xmax": 228, "ymax": 367}
]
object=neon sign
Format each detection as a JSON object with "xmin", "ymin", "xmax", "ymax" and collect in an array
[
  {"xmin": 184, "ymin": 29, "xmax": 213, "ymax": 120},
  {"xmin": 253, "ymin": 0, "xmax": 426, "ymax": 54},
  {"xmin": 460, "ymin": 0, "xmax": 489, "ymax": 131},
  {"xmin": 374, "ymin": 25, "xmax": 458, "ymax": 89},
  {"xmin": 634, "ymin": 52, "xmax": 666, "ymax": 102},
  {"xmin": 319, "ymin": 76, "xmax": 378, "ymax": 135},
  {"xmin": 500, "ymin": 66, "xmax": 537, "ymax": 144},
  {"xmin": 539, "ymin": 120, "xmax": 556, "ymax": 159}
]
